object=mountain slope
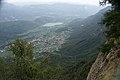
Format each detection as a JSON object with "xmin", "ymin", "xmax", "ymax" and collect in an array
[
  {"xmin": 0, "ymin": 3, "xmax": 30, "ymax": 22},
  {"xmin": 59, "ymin": 7, "xmax": 110, "ymax": 80},
  {"xmin": 0, "ymin": 20, "xmax": 37, "ymax": 47},
  {"xmin": 60, "ymin": 7, "xmax": 111, "ymax": 59},
  {"xmin": 0, "ymin": 3, "xmax": 103, "ymax": 22},
  {"xmin": 87, "ymin": 45, "xmax": 120, "ymax": 80}
]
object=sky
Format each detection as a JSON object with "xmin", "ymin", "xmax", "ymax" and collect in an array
[{"xmin": 4, "ymin": 0, "xmax": 101, "ymax": 6}]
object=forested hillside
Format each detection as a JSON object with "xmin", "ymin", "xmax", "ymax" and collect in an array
[
  {"xmin": 58, "ymin": 7, "xmax": 111, "ymax": 80},
  {"xmin": 0, "ymin": 20, "xmax": 37, "ymax": 47},
  {"xmin": 0, "ymin": 1, "xmax": 116, "ymax": 80},
  {"xmin": 87, "ymin": 0, "xmax": 120, "ymax": 80}
]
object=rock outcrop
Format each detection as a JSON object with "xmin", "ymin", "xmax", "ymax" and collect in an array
[{"xmin": 87, "ymin": 45, "xmax": 120, "ymax": 80}]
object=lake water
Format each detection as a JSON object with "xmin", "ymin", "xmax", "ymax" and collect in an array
[{"xmin": 43, "ymin": 22, "xmax": 63, "ymax": 27}]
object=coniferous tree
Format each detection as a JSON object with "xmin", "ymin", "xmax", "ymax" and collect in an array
[
  {"xmin": 9, "ymin": 39, "xmax": 37, "ymax": 80},
  {"xmin": 8, "ymin": 39, "xmax": 61, "ymax": 80},
  {"xmin": 100, "ymin": 0, "xmax": 120, "ymax": 53},
  {"xmin": 100, "ymin": 0, "xmax": 120, "ymax": 11}
]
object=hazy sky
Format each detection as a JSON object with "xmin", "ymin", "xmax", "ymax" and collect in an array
[{"xmin": 5, "ymin": 0, "xmax": 101, "ymax": 6}]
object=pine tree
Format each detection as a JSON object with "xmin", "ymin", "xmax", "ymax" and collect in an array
[
  {"xmin": 100, "ymin": 0, "xmax": 120, "ymax": 53},
  {"xmin": 8, "ymin": 39, "xmax": 61, "ymax": 80},
  {"xmin": 100, "ymin": 0, "xmax": 120, "ymax": 11},
  {"xmin": 9, "ymin": 39, "xmax": 38, "ymax": 80}
]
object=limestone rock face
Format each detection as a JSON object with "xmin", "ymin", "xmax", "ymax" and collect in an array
[{"xmin": 87, "ymin": 45, "xmax": 120, "ymax": 80}]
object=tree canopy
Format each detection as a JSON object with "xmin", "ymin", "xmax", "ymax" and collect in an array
[
  {"xmin": 100, "ymin": 0, "xmax": 120, "ymax": 53},
  {"xmin": 100, "ymin": 0, "xmax": 120, "ymax": 11},
  {"xmin": 0, "ymin": 39, "xmax": 61, "ymax": 80}
]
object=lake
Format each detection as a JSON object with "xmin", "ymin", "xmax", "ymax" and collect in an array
[{"xmin": 43, "ymin": 22, "xmax": 63, "ymax": 27}]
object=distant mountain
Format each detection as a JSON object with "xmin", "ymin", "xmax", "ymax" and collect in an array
[
  {"xmin": 0, "ymin": 20, "xmax": 37, "ymax": 47},
  {"xmin": 23, "ymin": 3, "xmax": 102, "ymax": 18},
  {"xmin": 0, "ymin": 3, "xmax": 30, "ymax": 22},
  {"xmin": 0, "ymin": 2, "xmax": 103, "ymax": 22}
]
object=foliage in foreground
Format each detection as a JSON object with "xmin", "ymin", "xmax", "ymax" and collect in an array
[
  {"xmin": 100, "ymin": 0, "xmax": 120, "ymax": 54},
  {"xmin": 0, "ymin": 39, "xmax": 61, "ymax": 80}
]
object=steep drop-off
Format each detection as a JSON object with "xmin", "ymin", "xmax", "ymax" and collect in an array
[
  {"xmin": 87, "ymin": 45, "xmax": 120, "ymax": 80},
  {"xmin": 59, "ymin": 7, "xmax": 111, "ymax": 80}
]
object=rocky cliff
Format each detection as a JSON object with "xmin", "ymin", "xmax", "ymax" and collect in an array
[{"xmin": 87, "ymin": 45, "xmax": 120, "ymax": 80}]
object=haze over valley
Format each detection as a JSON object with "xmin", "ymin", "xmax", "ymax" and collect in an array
[
  {"xmin": 1, "ymin": 1, "xmax": 119, "ymax": 80},
  {"xmin": 0, "ymin": 2, "xmax": 106, "ymax": 57}
]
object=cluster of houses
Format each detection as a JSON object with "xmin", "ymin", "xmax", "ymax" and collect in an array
[{"xmin": 31, "ymin": 31, "xmax": 68, "ymax": 54}]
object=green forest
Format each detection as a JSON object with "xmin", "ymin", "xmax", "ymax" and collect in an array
[{"xmin": 0, "ymin": 0, "xmax": 120, "ymax": 80}]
